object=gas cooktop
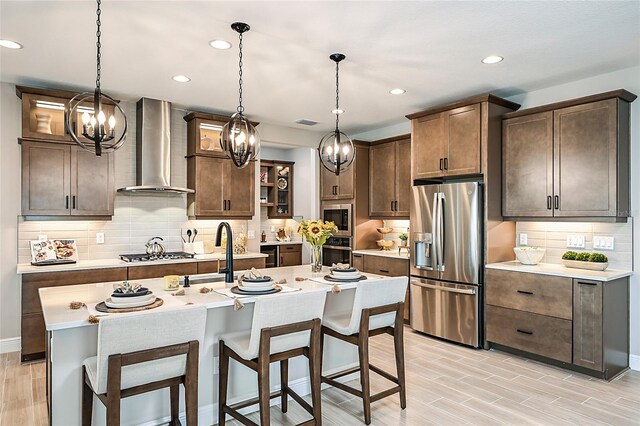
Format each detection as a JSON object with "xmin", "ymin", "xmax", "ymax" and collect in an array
[{"xmin": 119, "ymin": 252, "xmax": 194, "ymax": 263}]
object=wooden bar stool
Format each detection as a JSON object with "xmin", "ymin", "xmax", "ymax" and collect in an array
[
  {"xmin": 321, "ymin": 277, "xmax": 408, "ymax": 425},
  {"xmin": 82, "ymin": 305, "xmax": 207, "ymax": 426},
  {"xmin": 218, "ymin": 291, "xmax": 327, "ymax": 426}
]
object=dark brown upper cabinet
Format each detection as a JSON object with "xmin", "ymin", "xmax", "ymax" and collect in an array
[
  {"xmin": 186, "ymin": 156, "xmax": 255, "ymax": 219},
  {"xmin": 320, "ymin": 155, "xmax": 355, "ymax": 200},
  {"xmin": 369, "ymin": 135, "xmax": 410, "ymax": 218},
  {"xmin": 407, "ymin": 95, "xmax": 519, "ymax": 181},
  {"xmin": 21, "ymin": 141, "xmax": 115, "ymax": 218},
  {"xmin": 502, "ymin": 90, "xmax": 636, "ymax": 220}
]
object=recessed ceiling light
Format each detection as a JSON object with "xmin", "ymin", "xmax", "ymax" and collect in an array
[
  {"xmin": 172, "ymin": 75, "xmax": 191, "ymax": 83},
  {"xmin": 482, "ymin": 55, "xmax": 503, "ymax": 64},
  {"xmin": 332, "ymin": 109, "xmax": 344, "ymax": 115},
  {"xmin": 0, "ymin": 39, "xmax": 23, "ymax": 49},
  {"xmin": 210, "ymin": 40, "xmax": 232, "ymax": 50},
  {"xmin": 389, "ymin": 88, "xmax": 406, "ymax": 95}
]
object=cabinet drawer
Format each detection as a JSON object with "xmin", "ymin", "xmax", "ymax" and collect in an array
[
  {"xmin": 486, "ymin": 269, "xmax": 572, "ymax": 319},
  {"xmin": 21, "ymin": 312, "xmax": 46, "ymax": 360},
  {"xmin": 279, "ymin": 244, "xmax": 302, "ymax": 253},
  {"xmin": 279, "ymin": 252, "xmax": 302, "ymax": 267},
  {"xmin": 127, "ymin": 262, "xmax": 198, "ymax": 280},
  {"xmin": 486, "ymin": 305, "xmax": 572, "ymax": 363},
  {"xmin": 363, "ymin": 255, "xmax": 408, "ymax": 277},
  {"xmin": 197, "ymin": 261, "xmax": 220, "ymax": 274},
  {"xmin": 352, "ymin": 254, "xmax": 364, "ymax": 271},
  {"xmin": 220, "ymin": 257, "xmax": 267, "ymax": 272}
]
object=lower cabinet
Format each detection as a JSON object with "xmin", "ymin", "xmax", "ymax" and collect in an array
[
  {"xmin": 261, "ymin": 244, "xmax": 302, "ymax": 268},
  {"xmin": 486, "ymin": 268, "xmax": 629, "ymax": 379},
  {"xmin": 128, "ymin": 262, "xmax": 198, "ymax": 280},
  {"xmin": 357, "ymin": 253, "xmax": 410, "ymax": 322}
]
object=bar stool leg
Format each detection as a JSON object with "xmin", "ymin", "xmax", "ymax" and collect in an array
[
  {"xmin": 280, "ymin": 359, "xmax": 288, "ymax": 413},
  {"xmin": 358, "ymin": 318, "xmax": 372, "ymax": 425},
  {"xmin": 169, "ymin": 385, "xmax": 179, "ymax": 425},
  {"xmin": 309, "ymin": 320, "xmax": 323, "ymax": 425},
  {"xmin": 394, "ymin": 311, "xmax": 407, "ymax": 409},
  {"xmin": 257, "ymin": 337, "xmax": 271, "ymax": 426},
  {"xmin": 82, "ymin": 367, "xmax": 93, "ymax": 426},
  {"xmin": 218, "ymin": 341, "xmax": 229, "ymax": 426}
]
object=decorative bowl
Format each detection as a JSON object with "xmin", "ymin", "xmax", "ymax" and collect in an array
[
  {"xmin": 377, "ymin": 228, "xmax": 393, "ymax": 235},
  {"xmin": 377, "ymin": 239, "xmax": 395, "ymax": 251},
  {"xmin": 561, "ymin": 260, "xmax": 608, "ymax": 271},
  {"xmin": 513, "ymin": 247, "xmax": 545, "ymax": 265}
]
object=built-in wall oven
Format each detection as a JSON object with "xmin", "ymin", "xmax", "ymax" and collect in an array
[
  {"xmin": 321, "ymin": 204, "xmax": 352, "ymax": 237},
  {"xmin": 322, "ymin": 236, "xmax": 352, "ymax": 266}
]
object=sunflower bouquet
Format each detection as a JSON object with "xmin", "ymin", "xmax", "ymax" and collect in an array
[{"xmin": 297, "ymin": 219, "xmax": 338, "ymax": 272}]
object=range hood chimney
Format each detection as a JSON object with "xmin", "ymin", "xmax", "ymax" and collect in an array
[{"xmin": 117, "ymin": 98, "xmax": 194, "ymax": 194}]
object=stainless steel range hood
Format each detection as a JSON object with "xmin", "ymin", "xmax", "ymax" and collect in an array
[{"xmin": 117, "ymin": 98, "xmax": 194, "ymax": 194}]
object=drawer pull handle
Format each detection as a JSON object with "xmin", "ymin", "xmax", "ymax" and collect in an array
[
  {"xmin": 517, "ymin": 290, "xmax": 534, "ymax": 295},
  {"xmin": 517, "ymin": 329, "xmax": 533, "ymax": 336},
  {"xmin": 379, "ymin": 269, "xmax": 390, "ymax": 273},
  {"xmin": 577, "ymin": 281, "xmax": 598, "ymax": 286}
]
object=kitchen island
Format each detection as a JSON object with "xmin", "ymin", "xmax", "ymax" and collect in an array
[{"xmin": 40, "ymin": 265, "xmax": 390, "ymax": 425}]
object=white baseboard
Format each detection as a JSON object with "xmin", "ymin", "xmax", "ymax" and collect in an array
[
  {"xmin": 0, "ymin": 337, "xmax": 20, "ymax": 354},
  {"xmin": 630, "ymin": 354, "xmax": 640, "ymax": 371}
]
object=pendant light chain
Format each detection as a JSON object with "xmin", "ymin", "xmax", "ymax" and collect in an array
[
  {"xmin": 335, "ymin": 60, "xmax": 340, "ymax": 130},
  {"xmin": 237, "ymin": 31, "xmax": 244, "ymax": 114},
  {"xmin": 95, "ymin": 0, "xmax": 102, "ymax": 92}
]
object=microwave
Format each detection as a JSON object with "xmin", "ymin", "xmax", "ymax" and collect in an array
[{"xmin": 322, "ymin": 204, "xmax": 352, "ymax": 237}]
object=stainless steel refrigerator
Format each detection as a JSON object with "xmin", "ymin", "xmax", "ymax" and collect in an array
[{"xmin": 410, "ymin": 182, "xmax": 482, "ymax": 347}]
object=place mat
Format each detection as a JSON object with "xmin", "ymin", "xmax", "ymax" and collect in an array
[
  {"xmin": 94, "ymin": 297, "xmax": 164, "ymax": 313},
  {"xmin": 323, "ymin": 275, "xmax": 368, "ymax": 283},
  {"xmin": 231, "ymin": 286, "xmax": 281, "ymax": 296},
  {"xmin": 214, "ymin": 285, "xmax": 300, "ymax": 299}
]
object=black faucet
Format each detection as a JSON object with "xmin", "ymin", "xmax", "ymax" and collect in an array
[{"xmin": 216, "ymin": 222, "xmax": 234, "ymax": 284}]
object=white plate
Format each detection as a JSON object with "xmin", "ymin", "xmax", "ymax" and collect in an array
[
  {"xmin": 110, "ymin": 293, "xmax": 155, "ymax": 304},
  {"xmin": 238, "ymin": 284, "xmax": 276, "ymax": 292},
  {"xmin": 330, "ymin": 272, "xmax": 362, "ymax": 280},
  {"xmin": 105, "ymin": 297, "xmax": 157, "ymax": 309},
  {"xmin": 241, "ymin": 280, "xmax": 275, "ymax": 288}
]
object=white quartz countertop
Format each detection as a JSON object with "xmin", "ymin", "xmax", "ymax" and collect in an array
[
  {"xmin": 485, "ymin": 261, "xmax": 632, "ymax": 282},
  {"xmin": 16, "ymin": 252, "xmax": 267, "ymax": 275},
  {"xmin": 39, "ymin": 265, "xmax": 389, "ymax": 331},
  {"xmin": 352, "ymin": 249, "xmax": 410, "ymax": 260},
  {"xmin": 260, "ymin": 240, "xmax": 303, "ymax": 246}
]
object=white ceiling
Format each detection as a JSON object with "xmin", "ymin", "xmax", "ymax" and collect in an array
[{"xmin": 1, "ymin": 1, "xmax": 639, "ymax": 134}]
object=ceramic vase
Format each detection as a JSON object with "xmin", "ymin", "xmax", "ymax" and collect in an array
[{"xmin": 35, "ymin": 113, "xmax": 53, "ymax": 134}]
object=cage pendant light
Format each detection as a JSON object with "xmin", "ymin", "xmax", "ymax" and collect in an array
[
  {"xmin": 220, "ymin": 22, "xmax": 260, "ymax": 169},
  {"xmin": 65, "ymin": 0, "xmax": 127, "ymax": 157},
  {"xmin": 318, "ymin": 53, "xmax": 355, "ymax": 176}
]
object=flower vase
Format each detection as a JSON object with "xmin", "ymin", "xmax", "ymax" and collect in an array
[{"xmin": 311, "ymin": 245, "xmax": 322, "ymax": 273}]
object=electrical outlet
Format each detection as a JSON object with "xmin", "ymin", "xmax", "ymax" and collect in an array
[
  {"xmin": 519, "ymin": 233, "xmax": 528, "ymax": 246},
  {"xmin": 593, "ymin": 236, "xmax": 614, "ymax": 250},
  {"xmin": 270, "ymin": 225, "xmax": 275, "ymax": 233},
  {"xmin": 566, "ymin": 235, "xmax": 586, "ymax": 249},
  {"xmin": 247, "ymin": 230, "xmax": 255, "ymax": 239},
  {"xmin": 38, "ymin": 234, "xmax": 47, "ymax": 241},
  {"xmin": 96, "ymin": 232, "xmax": 105, "ymax": 244}
]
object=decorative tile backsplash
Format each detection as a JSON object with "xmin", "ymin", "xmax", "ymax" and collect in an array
[
  {"xmin": 515, "ymin": 220, "xmax": 633, "ymax": 270},
  {"xmin": 16, "ymin": 101, "xmax": 248, "ymax": 264}
]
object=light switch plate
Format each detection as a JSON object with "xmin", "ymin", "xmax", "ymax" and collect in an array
[
  {"xmin": 96, "ymin": 233, "xmax": 105, "ymax": 244},
  {"xmin": 519, "ymin": 233, "xmax": 528, "ymax": 246},
  {"xmin": 566, "ymin": 235, "xmax": 586, "ymax": 249},
  {"xmin": 270, "ymin": 225, "xmax": 275, "ymax": 233},
  {"xmin": 593, "ymin": 236, "xmax": 614, "ymax": 250},
  {"xmin": 247, "ymin": 230, "xmax": 255, "ymax": 239}
]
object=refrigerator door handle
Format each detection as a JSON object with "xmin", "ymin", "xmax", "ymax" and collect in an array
[
  {"xmin": 432, "ymin": 192, "xmax": 440, "ymax": 271},
  {"xmin": 411, "ymin": 280, "xmax": 477, "ymax": 295},
  {"xmin": 438, "ymin": 192, "xmax": 445, "ymax": 271}
]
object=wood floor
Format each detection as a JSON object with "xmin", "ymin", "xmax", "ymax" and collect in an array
[{"xmin": 2, "ymin": 327, "xmax": 640, "ymax": 425}]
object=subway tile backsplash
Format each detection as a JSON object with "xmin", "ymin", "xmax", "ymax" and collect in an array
[
  {"xmin": 515, "ymin": 220, "xmax": 633, "ymax": 270},
  {"xmin": 17, "ymin": 102, "xmax": 248, "ymax": 264}
]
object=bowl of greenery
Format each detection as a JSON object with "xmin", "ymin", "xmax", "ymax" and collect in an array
[{"xmin": 561, "ymin": 251, "xmax": 608, "ymax": 271}]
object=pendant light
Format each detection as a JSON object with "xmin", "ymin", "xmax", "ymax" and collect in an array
[
  {"xmin": 220, "ymin": 22, "xmax": 260, "ymax": 169},
  {"xmin": 65, "ymin": 0, "xmax": 127, "ymax": 157},
  {"xmin": 318, "ymin": 53, "xmax": 355, "ymax": 176}
]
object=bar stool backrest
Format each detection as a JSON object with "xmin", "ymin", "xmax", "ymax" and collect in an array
[
  {"xmin": 346, "ymin": 277, "xmax": 408, "ymax": 335},
  {"xmin": 94, "ymin": 305, "xmax": 207, "ymax": 394},
  {"xmin": 246, "ymin": 291, "xmax": 327, "ymax": 359}
]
